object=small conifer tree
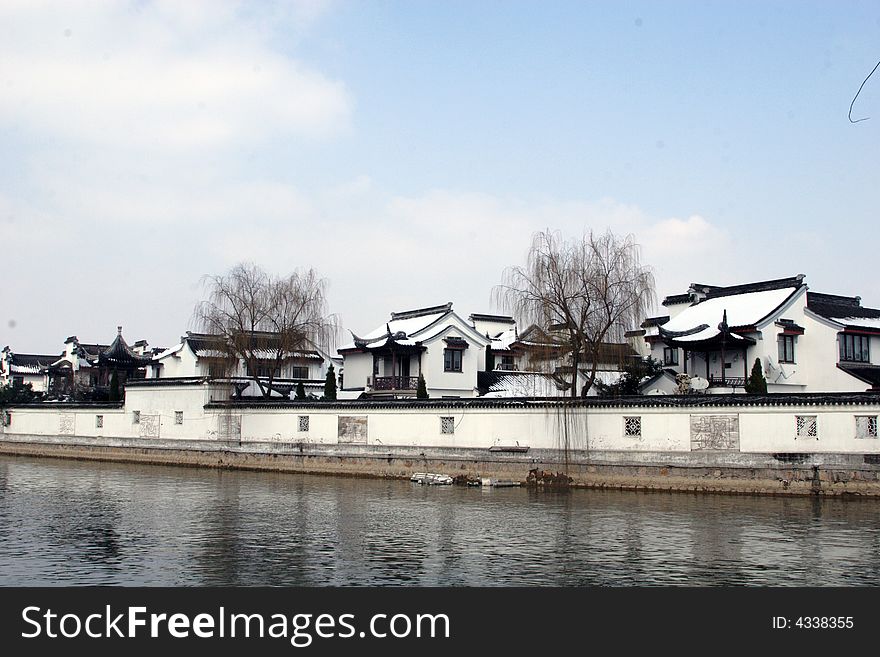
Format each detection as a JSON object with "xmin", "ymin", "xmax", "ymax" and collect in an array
[
  {"xmin": 295, "ymin": 381, "xmax": 306, "ymax": 400},
  {"xmin": 416, "ymin": 373, "xmax": 429, "ymax": 399},
  {"xmin": 109, "ymin": 369, "xmax": 121, "ymax": 402},
  {"xmin": 744, "ymin": 358, "xmax": 768, "ymax": 394},
  {"xmin": 323, "ymin": 364, "xmax": 337, "ymax": 401}
]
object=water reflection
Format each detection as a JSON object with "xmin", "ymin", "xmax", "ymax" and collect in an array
[{"xmin": 1, "ymin": 455, "xmax": 879, "ymax": 586}]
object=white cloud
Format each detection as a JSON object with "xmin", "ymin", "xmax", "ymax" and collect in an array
[{"xmin": 0, "ymin": 1, "xmax": 351, "ymax": 148}]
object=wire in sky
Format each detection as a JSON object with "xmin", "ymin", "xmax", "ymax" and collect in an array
[{"xmin": 848, "ymin": 58, "xmax": 880, "ymax": 123}]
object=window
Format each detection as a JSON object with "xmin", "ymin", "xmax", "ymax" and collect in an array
[
  {"xmin": 12, "ymin": 375, "xmax": 24, "ymax": 387},
  {"xmin": 132, "ymin": 410, "xmax": 140, "ymax": 425},
  {"xmin": 291, "ymin": 366, "xmax": 309, "ymax": 380},
  {"xmin": 96, "ymin": 415, "xmax": 104, "ymax": 429},
  {"xmin": 624, "ymin": 416, "xmax": 641, "ymax": 437},
  {"xmin": 498, "ymin": 355, "xmax": 516, "ymax": 371},
  {"xmin": 248, "ymin": 362, "xmax": 281, "ymax": 377},
  {"xmin": 444, "ymin": 348, "xmax": 463, "ymax": 372},
  {"xmin": 839, "ymin": 333, "xmax": 870, "ymax": 363},
  {"xmin": 778, "ymin": 335, "xmax": 796, "ymax": 363},
  {"xmin": 440, "ymin": 417, "xmax": 455, "ymax": 434},
  {"xmin": 298, "ymin": 416, "xmax": 310, "ymax": 432},
  {"xmin": 856, "ymin": 415, "xmax": 878, "ymax": 439},
  {"xmin": 663, "ymin": 347, "xmax": 678, "ymax": 366},
  {"xmin": 175, "ymin": 411, "xmax": 183, "ymax": 425},
  {"xmin": 796, "ymin": 415, "xmax": 817, "ymax": 438}
]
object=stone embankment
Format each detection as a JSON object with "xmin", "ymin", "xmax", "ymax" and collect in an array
[{"xmin": 3, "ymin": 435, "xmax": 879, "ymax": 497}]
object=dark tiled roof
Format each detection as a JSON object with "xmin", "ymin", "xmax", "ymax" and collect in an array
[
  {"xmin": 76, "ymin": 343, "xmax": 110, "ymax": 357},
  {"xmin": 837, "ymin": 363, "xmax": 880, "ymax": 389},
  {"xmin": 185, "ymin": 332, "xmax": 323, "ymax": 360},
  {"xmin": 9, "ymin": 353, "xmax": 61, "ymax": 367},
  {"xmin": 99, "ymin": 330, "xmax": 153, "ymax": 367},
  {"xmin": 390, "ymin": 302, "xmax": 452, "ymax": 321},
  {"xmin": 468, "ymin": 313, "xmax": 515, "ymax": 324},
  {"xmin": 702, "ymin": 275, "xmax": 805, "ymax": 301},
  {"xmin": 807, "ymin": 292, "xmax": 880, "ymax": 324},
  {"xmin": 641, "ymin": 315, "xmax": 670, "ymax": 328},
  {"xmin": 662, "ymin": 293, "xmax": 695, "ymax": 306},
  {"xmin": 662, "ymin": 275, "xmax": 806, "ymax": 306}
]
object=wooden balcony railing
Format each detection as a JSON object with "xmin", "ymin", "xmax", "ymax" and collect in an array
[
  {"xmin": 708, "ymin": 376, "xmax": 745, "ymax": 388},
  {"xmin": 372, "ymin": 376, "xmax": 419, "ymax": 390}
]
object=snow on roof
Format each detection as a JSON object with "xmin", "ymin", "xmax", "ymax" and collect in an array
[
  {"xmin": 489, "ymin": 326, "xmax": 518, "ymax": 351},
  {"xmin": 482, "ymin": 372, "xmax": 567, "ymax": 397},
  {"xmin": 831, "ymin": 317, "xmax": 880, "ymax": 330},
  {"xmin": 153, "ymin": 343, "xmax": 184, "ymax": 361},
  {"xmin": 660, "ymin": 286, "xmax": 799, "ymax": 342},
  {"xmin": 10, "ymin": 363, "xmax": 45, "ymax": 374},
  {"xmin": 339, "ymin": 309, "xmax": 450, "ymax": 351}
]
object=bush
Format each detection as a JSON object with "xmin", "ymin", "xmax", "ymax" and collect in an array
[
  {"xmin": 323, "ymin": 364, "xmax": 337, "ymax": 401},
  {"xmin": 744, "ymin": 358, "xmax": 768, "ymax": 394},
  {"xmin": 416, "ymin": 373, "xmax": 428, "ymax": 399}
]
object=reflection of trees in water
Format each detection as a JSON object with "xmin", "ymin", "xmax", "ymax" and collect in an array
[
  {"xmin": 192, "ymin": 471, "xmax": 314, "ymax": 586},
  {"xmin": 5, "ymin": 455, "xmax": 880, "ymax": 586},
  {"xmin": 357, "ymin": 483, "xmax": 430, "ymax": 585}
]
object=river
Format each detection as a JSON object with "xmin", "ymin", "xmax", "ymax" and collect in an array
[{"xmin": 1, "ymin": 455, "xmax": 878, "ymax": 586}]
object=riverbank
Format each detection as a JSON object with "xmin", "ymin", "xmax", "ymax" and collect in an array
[{"xmin": 3, "ymin": 434, "xmax": 880, "ymax": 497}]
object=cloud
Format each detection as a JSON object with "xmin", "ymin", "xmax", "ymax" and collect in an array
[{"xmin": 0, "ymin": 1, "xmax": 351, "ymax": 148}]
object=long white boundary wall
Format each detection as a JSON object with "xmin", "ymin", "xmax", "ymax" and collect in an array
[{"xmin": 3, "ymin": 381, "xmax": 880, "ymax": 456}]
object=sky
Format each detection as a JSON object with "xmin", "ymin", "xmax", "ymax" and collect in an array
[{"xmin": 2, "ymin": 0, "xmax": 878, "ymax": 354}]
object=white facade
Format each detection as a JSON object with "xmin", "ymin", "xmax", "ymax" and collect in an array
[
  {"xmin": 640, "ymin": 276, "xmax": 880, "ymax": 394},
  {"xmin": 339, "ymin": 303, "xmax": 491, "ymax": 398},
  {"xmin": 148, "ymin": 333, "xmax": 335, "ymax": 397},
  {"xmin": 0, "ymin": 347, "xmax": 55, "ymax": 391}
]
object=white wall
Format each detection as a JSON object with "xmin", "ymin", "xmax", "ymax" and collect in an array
[
  {"xmin": 4, "ymin": 382, "xmax": 880, "ymax": 455},
  {"xmin": 341, "ymin": 352, "xmax": 373, "ymax": 390}
]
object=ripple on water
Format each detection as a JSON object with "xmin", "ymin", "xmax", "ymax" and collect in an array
[{"xmin": 1, "ymin": 456, "xmax": 880, "ymax": 586}]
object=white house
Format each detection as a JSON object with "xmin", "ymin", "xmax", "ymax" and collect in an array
[
  {"xmin": 149, "ymin": 331, "xmax": 336, "ymax": 398},
  {"xmin": 634, "ymin": 274, "xmax": 880, "ymax": 393},
  {"xmin": 338, "ymin": 303, "xmax": 492, "ymax": 398},
  {"xmin": 476, "ymin": 320, "xmax": 636, "ymax": 397},
  {"xmin": 0, "ymin": 347, "xmax": 58, "ymax": 391}
]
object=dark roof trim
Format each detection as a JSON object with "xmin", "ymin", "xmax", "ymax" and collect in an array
[
  {"xmin": 836, "ymin": 363, "xmax": 880, "ymax": 390},
  {"xmin": 390, "ymin": 303, "xmax": 452, "ymax": 321},
  {"xmin": 661, "ymin": 293, "xmax": 693, "ymax": 306},
  {"xmin": 702, "ymin": 275, "xmax": 805, "ymax": 301},
  {"xmin": 641, "ymin": 315, "xmax": 670, "ymax": 328},
  {"xmin": 776, "ymin": 319, "xmax": 805, "ymax": 335},
  {"xmin": 468, "ymin": 313, "xmax": 515, "ymax": 324},
  {"xmin": 204, "ymin": 391, "xmax": 880, "ymax": 411}
]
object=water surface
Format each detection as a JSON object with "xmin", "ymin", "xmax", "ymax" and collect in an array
[{"xmin": 1, "ymin": 455, "xmax": 878, "ymax": 586}]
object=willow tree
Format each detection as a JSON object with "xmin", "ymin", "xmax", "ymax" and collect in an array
[
  {"xmin": 494, "ymin": 228, "xmax": 655, "ymax": 397},
  {"xmin": 194, "ymin": 262, "xmax": 338, "ymax": 398}
]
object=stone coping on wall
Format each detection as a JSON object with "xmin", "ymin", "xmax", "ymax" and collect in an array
[
  {"xmin": 201, "ymin": 392, "xmax": 880, "ymax": 411},
  {"xmin": 1, "ymin": 401, "xmax": 124, "ymax": 410}
]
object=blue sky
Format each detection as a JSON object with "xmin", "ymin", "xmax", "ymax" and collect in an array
[{"xmin": 1, "ymin": 1, "xmax": 878, "ymax": 353}]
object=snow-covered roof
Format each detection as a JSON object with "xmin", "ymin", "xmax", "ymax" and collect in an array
[
  {"xmin": 9, "ymin": 363, "xmax": 44, "ymax": 374},
  {"xmin": 659, "ymin": 286, "xmax": 800, "ymax": 343},
  {"xmin": 489, "ymin": 326, "xmax": 518, "ymax": 351},
  {"xmin": 340, "ymin": 303, "xmax": 485, "ymax": 351},
  {"xmin": 482, "ymin": 372, "xmax": 567, "ymax": 398},
  {"xmin": 153, "ymin": 343, "xmax": 185, "ymax": 361},
  {"xmin": 830, "ymin": 317, "xmax": 880, "ymax": 330}
]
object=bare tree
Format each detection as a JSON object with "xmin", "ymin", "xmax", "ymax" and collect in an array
[
  {"xmin": 494, "ymin": 228, "xmax": 655, "ymax": 396},
  {"xmin": 194, "ymin": 262, "xmax": 338, "ymax": 398}
]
